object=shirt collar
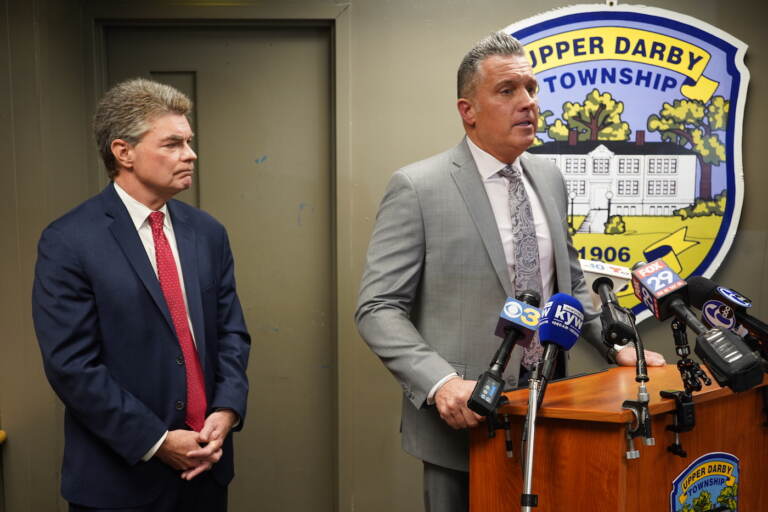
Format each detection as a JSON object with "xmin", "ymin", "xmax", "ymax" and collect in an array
[
  {"xmin": 113, "ymin": 182, "xmax": 170, "ymax": 230},
  {"xmin": 465, "ymin": 136, "xmax": 524, "ymax": 181}
]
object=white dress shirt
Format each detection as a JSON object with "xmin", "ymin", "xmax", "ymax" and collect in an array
[
  {"xmin": 114, "ymin": 183, "xmax": 197, "ymax": 339},
  {"xmin": 465, "ymin": 136, "xmax": 555, "ymax": 299},
  {"xmin": 427, "ymin": 138, "xmax": 556, "ymax": 403}
]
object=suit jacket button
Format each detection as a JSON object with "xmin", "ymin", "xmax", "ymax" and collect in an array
[
  {"xmin": 175, "ymin": 400, "xmax": 185, "ymax": 411},
  {"xmin": 176, "ymin": 355, "xmax": 184, "ymax": 365}
]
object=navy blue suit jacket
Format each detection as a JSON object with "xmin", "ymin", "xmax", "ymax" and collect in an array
[{"xmin": 32, "ymin": 183, "xmax": 251, "ymax": 508}]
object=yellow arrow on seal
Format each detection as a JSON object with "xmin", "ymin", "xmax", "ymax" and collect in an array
[{"xmin": 643, "ymin": 227, "xmax": 699, "ymax": 273}]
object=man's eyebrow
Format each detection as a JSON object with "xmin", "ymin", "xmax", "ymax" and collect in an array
[
  {"xmin": 160, "ymin": 133, "xmax": 194, "ymax": 142},
  {"xmin": 496, "ymin": 76, "xmax": 538, "ymax": 88}
]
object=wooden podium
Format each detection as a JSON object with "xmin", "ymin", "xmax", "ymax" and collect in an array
[{"xmin": 469, "ymin": 365, "xmax": 768, "ymax": 511}]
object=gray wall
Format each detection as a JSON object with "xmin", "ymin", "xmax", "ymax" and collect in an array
[
  {"xmin": 1, "ymin": 0, "xmax": 91, "ymax": 510},
  {"xmin": 1, "ymin": 1, "xmax": 766, "ymax": 511}
]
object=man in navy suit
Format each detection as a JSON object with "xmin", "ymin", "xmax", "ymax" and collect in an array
[{"xmin": 32, "ymin": 78, "xmax": 251, "ymax": 511}]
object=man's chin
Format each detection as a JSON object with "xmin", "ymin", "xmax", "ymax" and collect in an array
[
  {"xmin": 505, "ymin": 138, "xmax": 535, "ymax": 153},
  {"xmin": 176, "ymin": 177, "xmax": 194, "ymax": 190},
  {"xmin": 514, "ymin": 137, "xmax": 536, "ymax": 152}
]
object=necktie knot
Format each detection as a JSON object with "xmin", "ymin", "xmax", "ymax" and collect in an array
[
  {"xmin": 498, "ymin": 163, "xmax": 521, "ymax": 182},
  {"xmin": 148, "ymin": 211, "xmax": 165, "ymax": 232}
]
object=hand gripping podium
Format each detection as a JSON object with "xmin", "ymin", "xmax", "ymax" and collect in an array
[{"xmin": 469, "ymin": 365, "xmax": 768, "ymax": 511}]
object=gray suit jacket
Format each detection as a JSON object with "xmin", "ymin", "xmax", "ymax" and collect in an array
[{"xmin": 355, "ymin": 139, "xmax": 611, "ymax": 471}]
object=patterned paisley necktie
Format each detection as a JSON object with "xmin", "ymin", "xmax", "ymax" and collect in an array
[{"xmin": 498, "ymin": 164, "xmax": 544, "ymax": 369}]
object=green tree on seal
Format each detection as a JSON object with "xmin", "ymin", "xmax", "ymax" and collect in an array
[
  {"xmin": 647, "ymin": 96, "xmax": 729, "ymax": 199},
  {"xmin": 532, "ymin": 107, "xmax": 554, "ymax": 146},
  {"xmin": 692, "ymin": 490, "xmax": 714, "ymax": 511},
  {"xmin": 547, "ymin": 89, "xmax": 631, "ymax": 142},
  {"xmin": 680, "ymin": 490, "xmax": 715, "ymax": 512},
  {"xmin": 716, "ymin": 483, "xmax": 738, "ymax": 510}
]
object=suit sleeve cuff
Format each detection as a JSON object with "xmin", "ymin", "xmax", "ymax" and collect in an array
[
  {"xmin": 426, "ymin": 373, "xmax": 459, "ymax": 405},
  {"xmin": 142, "ymin": 431, "xmax": 168, "ymax": 462}
]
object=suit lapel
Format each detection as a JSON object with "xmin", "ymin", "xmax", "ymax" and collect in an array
[
  {"xmin": 102, "ymin": 184, "xmax": 176, "ymax": 333},
  {"xmin": 450, "ymin": 140, "xmax": 514, "ymax": 297},
  {"xmin": 168, "ymin": 201, "xmax": 207, "ymax": 372}
]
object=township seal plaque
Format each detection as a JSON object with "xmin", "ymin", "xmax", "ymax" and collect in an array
[{"xmin": 505, "ymin": 4, "xmax": 749, "ymax": 319}]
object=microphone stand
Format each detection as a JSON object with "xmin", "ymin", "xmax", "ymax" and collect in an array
[
  {"xmin": 520, "ymin": 367, "xmax": 543, "ymax": 511},
  {"xmin": 521, "ymin": 343, "xmax": 561, "ymax": 509},
  {"xmin": 593, "ymin": 276, "xmax": 654, "ymax": 455},
  {"xmin": 670, "ymin": 318, "xmax": 711, "ymax": 395},
  {"xmin": 620, "ymin": 310, "xmax": 655, "ymax": 459},
  {"xmin": 660, "ymin": 318, "xmax": 712, "ymax": 457}
]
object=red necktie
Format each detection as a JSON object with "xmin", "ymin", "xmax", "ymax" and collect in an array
[{"xmin": 148, "ymin": 211, "xmax": 207, "ymax": 431}]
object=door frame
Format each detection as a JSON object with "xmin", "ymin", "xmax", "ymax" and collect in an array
[{"xmin": 82, "ymin": 2, "xmax": 351, "ymax": 509}]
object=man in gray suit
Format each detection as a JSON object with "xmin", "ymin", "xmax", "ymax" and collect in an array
[{"xmin": 355, "ymin": 32, "xmax": 665, "ymax": 511}]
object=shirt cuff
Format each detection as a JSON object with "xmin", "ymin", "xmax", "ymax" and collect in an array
[
  {"xmin": 142, "ymin": 431, "xmax": 168, "ymax": 462},
  {"xmin": 610, "ymin": 342, "xmax": 633, "ymax": 363},
  {"xmin": 426, "ymin": 372, "xmax": 460, "ymax": 405}
]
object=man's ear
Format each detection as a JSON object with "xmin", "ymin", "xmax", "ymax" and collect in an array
[
  {"xmin": 111, "ymin": 139, "xmax": 134, "ymax": 170},
  {"xmin": 457, "ymin": 98, "xmax": 476, "ymax": 127}
]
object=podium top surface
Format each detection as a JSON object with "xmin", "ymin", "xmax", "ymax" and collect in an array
[{"xmin": 499, "ymin": 364, "xmax": 768, "ymax": 424}]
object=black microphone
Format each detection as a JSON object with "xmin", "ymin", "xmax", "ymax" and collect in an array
[
  {"xmin": 580, "ymin": 260, "xmax": 634, "ymax": 347},
  {"xmin": 468, "ymin": 291, "xmax": 541, "ymax": 416},
  {"xmin": 632, "ymin": 260, "xmax": 763, "ymax": 392},
  {"xmin": 592, "ymin": 276, "xmax": 637, "ymax": 346},
  {"xmin": 488, "ymin": 290, "xmax": 541, "ymax": 375},
  {"xmin": 688, "ymin": 276, "xmax": 768, "ymax": 362}
]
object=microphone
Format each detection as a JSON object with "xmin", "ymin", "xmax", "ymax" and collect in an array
[
  {"xmin": 630, "ymin": 259, "xmax": 687, "ymax": 321},
  {"xmin": 468, "ymin": 291, "xmax": 541, "ymax": 416},
  {"xmin": 687, "ymin": 276, "xmax": 768, "ymax": 361},
  {"xmin": 631, "ymin": 260, "xmax": 763, "ymax": 392},
  {"xmin": 492, "ymin": 289, "xmax": 541, "ymax": 351},
  {"xmin": 579, "ymin": 259, "xmax": 632, "ymax": 310},
  {"xmin": 593, "ymin": 278, "xmax": 636, "ymax": 347},
  {"xmin": 530, "ymin": 293, "xmax": 584, "ymax": 409},
  {"xmin": 579, "ymin": 260, "xmax": 635, "ymax": 346}
]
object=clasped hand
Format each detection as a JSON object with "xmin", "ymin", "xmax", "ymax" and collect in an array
[
  {"xmin": 434, "ymin": 377, "xmax": 484, "ymax": 430},
  {"xmin": 155, "ymin": 409, "xmax": 237, "ymax": 480}
]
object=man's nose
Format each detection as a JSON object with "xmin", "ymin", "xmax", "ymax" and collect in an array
[
  {"xmin": 184, "ymin": 143, "xmax": 197, "ymax": 161},
  {"xmin": 520, "ymin": 89, "xmax": 537, "ymax": 109}
]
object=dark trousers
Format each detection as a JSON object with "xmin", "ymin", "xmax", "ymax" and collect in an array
[{"xmin": 69, "ymin": 472, "xmax": 227, "ymax": 512}]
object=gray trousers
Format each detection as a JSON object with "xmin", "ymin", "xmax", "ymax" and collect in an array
[
  {"xmin": 423, "ymin": 461, "xmax": 469, "ymax": 512},
  {"xmin": 422, "ymin": 364, "xmax": 542, "ymax": 512}
]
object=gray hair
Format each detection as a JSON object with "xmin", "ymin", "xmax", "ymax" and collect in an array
[
  {"xmin": 93, "ymin": 78, "xmax": 192, "ymax": 178},
  {"xmin": 457, "ymin": 32, "xmax": 526, "ymax": 99}
]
